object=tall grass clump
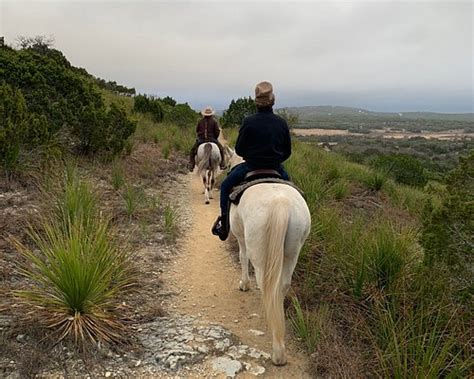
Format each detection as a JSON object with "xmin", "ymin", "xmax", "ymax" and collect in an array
[
  {"xmin": 13, "ymin": 167, "xmax": 134, "ymax": 345},
  {"xmin": 121, "ymin": 184, "xmax": 146, "ymax": 218},
  {"xmin": 384, "ymin": 181, "xmax": 429, "ymax": 216},
  {"xmin": 111, "ymin": 160, "xmax": 125, "ymax": 190},
  {"xmin": 372, "ymin": 302, "xmax": 469, "ymax": 378},
  {"xmin": 154, "ymin": 122, "xmax": 194, "ymax": 155},
  {"xmin": 362, "ymin": 171, "xmax": 387, "ymax": 191},
  {"xmin": 163, "ymin": 203, "xmax": 179, "ymax": 241},
  {"xmin": 288, "ymin": 296, "xmax": 329, "ymax": 352}
]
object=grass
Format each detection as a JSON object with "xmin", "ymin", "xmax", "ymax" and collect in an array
[
  {"xmin": 110, "ymin": 160, "xmax": 125, "ymax": 190},
  {"xmin": 288, "ymin": 296, "xmax": 329, "ymax": 352},
  {"xmin": 372, "ymin": 302, "xmax": 469, "ymax": 378},
  {"xmin": 282, "ymin": 140, "xmax": 469, "ymax": 376},
  {"xmin": 12, "ymin": 166, "xmax": 134, "ymax": 345},
  {"xmin": 363, "ymin": 171, "xmax": 388, "ymax": 191},
  {"xmin": 121, "ymin": 184, "xmax": 146, "ymax": 218},
  {"xmin": 163, "ymin": 203, "xmax": 179, "ymax": 241}
]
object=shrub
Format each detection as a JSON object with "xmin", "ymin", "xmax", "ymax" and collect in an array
[
  {"xmin": 371, "ymin": 154, "xmax": 427, "ymax": 187},
  {"xmin": 133, "ymin": 94, "xmax": 164, "ymax": 122},
  {"xmin": 421, "ymin": 151, "xmax": 473, "ymax": 304},
  {"xmin": 105, "ymin": 103, "xmax": 136, "ymax": 154},
  {"xmin": 165, "ymin": 103, "xmax": 198, "ymax": 127},
  {"xmin": 0, "ymin": 83, "xmax": 27, "ymax": 171},
  {"xmin": 221, "ymin": 97, "xmax": 257, "ymax": 128},
  {"xmin": 161, "ymin": 96, "xmax": 176, "ymax": 107},
  {"xmin": 1, "ymin": 42, "xmax": 135, "ymax": 157}
]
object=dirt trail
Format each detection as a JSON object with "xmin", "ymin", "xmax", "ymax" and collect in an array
[{"xmin": 164, "ymin": 173, "xmax": 310, "ymax": 378}]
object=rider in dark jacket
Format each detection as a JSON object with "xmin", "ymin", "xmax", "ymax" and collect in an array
[
  {"xmin": 212, "ymin": 82, "xmax": 291, "ymax": 240},
  {"xmin": 188, "ymin": 106, "xmax": 226, "ymax": 171}
]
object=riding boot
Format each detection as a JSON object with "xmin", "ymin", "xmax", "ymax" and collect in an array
[
  {"xmin": 218, "ymin": 147, "xmax": 227, "ymax": 170},
  {"xmin": 211, "ymin": 212, "xmax": 229, "ymax": 241},
  {"xmin": 188, "ymin": 152, "xmax": 196, "ymax": 172}
]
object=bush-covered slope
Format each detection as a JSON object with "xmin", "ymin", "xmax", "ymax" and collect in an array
[{"xmin": 0, "ymin": 44, "xmax": 136, "ymax": 171}]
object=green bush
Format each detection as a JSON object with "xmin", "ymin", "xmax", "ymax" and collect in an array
[
  {"xmin": 165, "ymin": 103, "xmax": 198, "ymax": 127},
  {"xmin": 421, "ymin": 151, "xmax": 473, "ymax": 304},
  {"xmin": 221, "ymin": 97, "xmax": 256, "ymax": 128},
  {"xmin": 0, "ymin": 43, "xmax": 135, "ymax": 157},
  {"xmin": 370, "ymin": 154, "xmax": 427, "ymax": 187},
  {"xmin": 0, "ymin": 82, "xmax": 27, "ymax": 171},
  {"xmin": 133, "ymin": 94, "xmax": 164, "ymax": 122}
]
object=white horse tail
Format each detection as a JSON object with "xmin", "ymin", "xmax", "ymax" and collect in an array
[
  {"xmin": 262, "ymin": 197, "xmax": 290, "ymax": 363},
  {"xmin": 197, "ymin": 143, "xmax": 212, "ymax": 176}
]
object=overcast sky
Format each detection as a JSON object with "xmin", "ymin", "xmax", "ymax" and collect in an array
[{"xmin": 2, "ymin": 0, "xmax": 473, "ymax": 112}]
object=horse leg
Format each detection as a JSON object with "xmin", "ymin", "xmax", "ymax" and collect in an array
[
  {"xmin": 203, "ymin": 174, "xmax": 210, "ymax": 204},
  {"xmin": 208, "ymin": 171, "xmax": 214, "ymax": 199},
  {"xmin": 281, "ymin": 246, "xmax": 301, "ymax": 297},
  {"xmin": 238, "ymin": 238, "xmax": 250, "ymax": 291}
]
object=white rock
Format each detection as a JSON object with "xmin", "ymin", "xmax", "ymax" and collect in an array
[
  {"xmin": 105, "ymin": 372, "xmax": 112, "ymax": 378},
  {"xmin": 212, "ymin": 357, "xmax": 242, "ymax": 378},
  {"xmin": 248, "ymin": 329, "xmax": 265, "ymax": 336},
  {"xmin": 250, "ymin": 365, "xmax": 266, "ymax": 375}
]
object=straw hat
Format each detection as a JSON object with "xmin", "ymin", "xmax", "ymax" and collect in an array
[{"xmin": 201, "ymin": 106, "xmax": 215, "ymax": 116}]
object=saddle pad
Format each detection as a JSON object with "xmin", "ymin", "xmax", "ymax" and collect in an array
[{"xmin": 229, "ymin": 178, "xmax": 304, "ymax": 205}]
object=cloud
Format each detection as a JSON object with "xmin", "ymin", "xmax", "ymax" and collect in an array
[{"xmin": 2, "ymin": 0, "xmax": 472, "ymax": 112}]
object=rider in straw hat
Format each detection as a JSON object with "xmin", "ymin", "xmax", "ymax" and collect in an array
[
  {"xmin": 212, "ymin": 81, "xmax": 291, "ymax": 240},
  {"xmin": 188, "ymin": 106, "xmax": 227, "ymax": 171}
]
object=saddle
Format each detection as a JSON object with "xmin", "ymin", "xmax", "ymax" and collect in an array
[{"xmin": 229, "ymin": 170, "xmax": 303, "ymax": 205}]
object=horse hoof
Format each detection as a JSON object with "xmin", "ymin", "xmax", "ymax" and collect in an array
[
  {"xmin": 271, "ymin": 353, "xmax": 287, "ymax": 366},
  {"xmin": 239, "ymin": 280, "xmax": 250, "ymax": 292}
]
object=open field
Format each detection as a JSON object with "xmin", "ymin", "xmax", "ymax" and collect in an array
[{"xmin": 293, "ymin": 128, "xmax": 474, "ymax": 140}]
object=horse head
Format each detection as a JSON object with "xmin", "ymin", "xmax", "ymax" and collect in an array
[{"xmin": 224, "ymin": 146, "xmax": 244, "ymax": 169}]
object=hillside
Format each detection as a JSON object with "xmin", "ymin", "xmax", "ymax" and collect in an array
[
  {"xmin": 284, "ymin": 105, "xmax": 474, "ymax": 132},
  {"xmin": 1, "ymin": 44, "xmax": 472, "ymax": 378}
]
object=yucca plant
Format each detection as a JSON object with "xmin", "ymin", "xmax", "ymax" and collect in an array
[
  {"xmin": 50, "ymin": 164, "xmax": 97, "ymax": 234},
  {"xmin": 121, "ymin": 184, "xmax": 146, "ymax": 218},
  {"xmin": 14, "ymin": 218, "xmax": 132, "ymax": 344},
  {"xmin": 13, "ymin": 170, "xmax": 134, "ymax": 345}
]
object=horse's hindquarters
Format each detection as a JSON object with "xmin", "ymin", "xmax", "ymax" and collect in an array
[
  {"xmin": 229, "ymin": 183, "xmax": 311, "ymax": 365},
  {"xmin": 196, "ymin": 143, "xmax": 221, "ymax": 204}
]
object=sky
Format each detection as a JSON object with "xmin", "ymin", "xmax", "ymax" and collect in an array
[{"xmin": 1, "ymin": 0, "xmax": 473, "ymax": 113}]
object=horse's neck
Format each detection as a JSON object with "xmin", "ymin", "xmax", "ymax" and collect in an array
[{"xmin": 229, "ymin": 153, "xmax": 244, "ymax": 169}]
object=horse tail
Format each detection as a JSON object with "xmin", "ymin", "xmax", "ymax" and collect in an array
[
  {"xmin": 197, "ymin": 143, "xmax": 212, "ymax": 176},
  {"xmin": 262, "ymin": 198, "xmax": 290, "ymax": 354}
]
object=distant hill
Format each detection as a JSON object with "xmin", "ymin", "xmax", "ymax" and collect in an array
[
  {"xmin": 283, "ymin": 105, "xmax": 473, "ymax": 122},
  {"xmin": 280, "ymin": 105, "xmax": 473, "ymax": 132}
]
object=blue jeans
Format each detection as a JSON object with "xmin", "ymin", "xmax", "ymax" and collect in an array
[{"xmin": 219, "ymin": 163, "xmax": 290, "ymax": 214}]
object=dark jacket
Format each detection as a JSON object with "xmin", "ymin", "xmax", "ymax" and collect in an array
[
  {"xmin": 196, "ymin": 116, "xmax": 220, "ymax": 141},
  {"xmin": 235, "ymin": 107, "xmax": 291, "ymax": 169}
]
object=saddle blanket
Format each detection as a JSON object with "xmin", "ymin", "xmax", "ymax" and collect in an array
[{"xmin": 229, "ymin": 178, "xmax": 304, "ymax": 205}]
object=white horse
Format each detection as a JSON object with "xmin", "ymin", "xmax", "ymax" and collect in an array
[
  {"xmin": 229, "ymin": 152, "xmax": 311, "ymax": 366},
  {"xmin": 196, "ymin": 142, "xmax": 222, "ymax": 204}
]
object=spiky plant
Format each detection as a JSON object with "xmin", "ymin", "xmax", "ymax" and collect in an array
[{"xmin": 13, "ymin": 169, "xmax": 134, "ymax": 345}]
